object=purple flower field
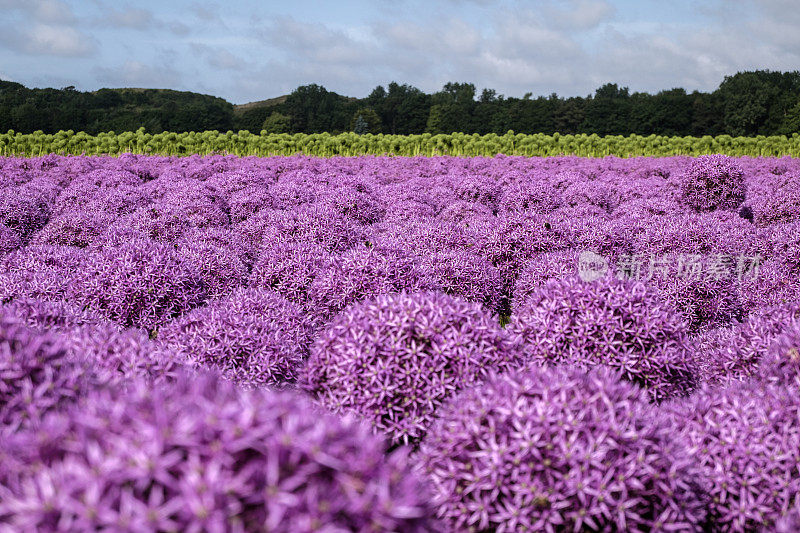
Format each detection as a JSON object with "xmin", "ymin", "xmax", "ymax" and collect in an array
[{"xmin": 1, "ymin": 152, "xmax": 800, "ymax": 531}]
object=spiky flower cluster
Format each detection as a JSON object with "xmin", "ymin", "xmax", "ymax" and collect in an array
[
  {"xmin": 158, "ymin": 288, "xmax": 313, "ymax": 387},
  {"xmin": 0, "ymin": 297, "xmax": 108, "ymax": 331},
  {"xmin": 418, "ymin": 364, "xmax": 707, "ymax": 532},
  {"xmin": 301, "ymin": 291, "xmax": 522, "ymax": 445},
  {"xmin": 62, "ymin": 323, "xmax": 189, "ymax": 384},
  {"xmin": 662, "ymin": 382, "xmax": 800, "ymax": 531},
  {"xmin": 700, "ymin": 304, "xmax": 800, "ymax": 385},
  {"xmin": 308, "ymin": 245, "xmax": 441, "ymax": 322},
  {"xmin": 775, "ymin": 506, "xmax": 800, "ymax": 533},
  {"xmin": 0, "ymin": 224, "xmax": 21, "ymax": 255},
  {"xmin": 511, "ymin": 250, "xmax": 579, "ymax": 312},
  {"xmin": 498, "ymin": 173, "xmax": 563, "ymax": 214},
  {"xmin": 0, "ymin": 371, "xmax": 439, "ymax": 531},
  {"xmin": 0, "ymin": 310, "xmax": 97, "ymax": 433},
  {"xmin": 67, "ymin": 239, "xmax": 208, "ymax": 330},
  {"xmin": 748, "ymin": 170, "xmax": 800, "ymax": 225},
  {"xmin": 0, "ymin": 178, "xmax": 57, "ymax": 238},
  {"xmin": 249, "ymin": 240, "xmax": 332, "ymax": 307},
  {"xmin": 412, "ymin": 250, "xmax": 504, "ymax": 313},
  {"xmin": 508, "ymin": 274, "xmax": 699, "ymax": 401},
  {"xmin": 0, "ymin": 245, "xmax": 86, "ymax": 303},
  {"xmin": 30, "ymin": 210, "xmax": 115, "ymax": 247},
  {"xmin": 759, "ymin": 321, "xmax": 800, "ymax": 388},
  {"xmin": 679, "ymin": 154, "xmax": 747, "ymax": 211}
]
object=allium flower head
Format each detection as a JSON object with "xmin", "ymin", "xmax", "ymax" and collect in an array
[
  {"xmin": 775, "ymin": 506, "xmax": 800, "ymax": 533},
  {"xmin": 701, "ymin": 304, "xmax": 800, "ymax": 385},
  {"xmin": 0, "ymin": 178, "xmax": 56, "ymax": 239},
  {"xmin": 662, "ymin": 381, "xmax": 800, "ymax": 531},
  {"xmin": 0, "ymin": 370, "xmax": 439, "ymax": 531},
  {"xmin": 249, "ymin": 239, "xmax": 332, "ymax": 307},
  {"xmin": 301, "ymin": 291, "xmax": 523, "ymax": 446},
  {"xmin": 512, "ymin": 250, "xmax": 579, "ymax": 312},
  {"xmin": 0, "ymin": 298, "xmax": 108, "ymax": 332},
  {"xmin": 508, "ymin": 274, "xmax": 699, "ymax": 401},
  {"xmin": 0, "ymin": 224, "xmax": 21, "ymax": 255},
  {"xmin": 412, "ymin": 250, "xmax": 504, "ymax": 313},
  {"xmin": 67, "ymin": 239, "xmax": 208, "ymax": 330},
  {"xmin": 31, "ymin": 210, "xmax": 115, "ymax": 248},
  {"xmin": 418, "ymin": 364, "xmax": 707, "ymax": 532},
  {"xmin": 308, "ymin": 246, "xmax": 443, "ymax": 322},
  {"xmin": 0, "ymin": 310, "xmax": 97, "ymax": 433},
  {"xmin": 679, "ymin": 154, "xmax": 747, "ymax": 211},
  {"xmin": 0, "ymin": 245, "xmax": 86, "ymax": 303},
  {"xmin": 158, "ymin": 288, "xmax": 314, "ymax": 387},
  {"xmin": 498, "ymin": 173, "xmax": 563, "ymax": 214},
  {"xmin": 758, "ymin": 321, "xmax": 800, "ymax": 389}
]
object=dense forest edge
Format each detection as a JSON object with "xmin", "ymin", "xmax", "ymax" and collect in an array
[{"xmin": 2, "ymin": 70, "xmax": 800, "ymax": 138}]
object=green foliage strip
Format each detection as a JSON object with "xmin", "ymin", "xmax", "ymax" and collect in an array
[{"xmin": 2, "ymin": 128, "xmax": 800, "ymax": 158}]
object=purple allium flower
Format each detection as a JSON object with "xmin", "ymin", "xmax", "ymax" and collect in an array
[
  {"xmin": 110, "ymin": 192, "xmax": 229, "ymax": 243},
  {"xmin": 662, "ymin": 381, "xmax": 800, "ymax": 531},
  {"xmin": 0, "ymin": 245, "xmax": 86, "ymax": 303},
  {"xmin": 512, "ymin": 250, "xmax": 579, "ymax": 313},
  {"xmin": 700, "ymin": 304, "xmax": 800, "ymax": 385},
  {"xmin": 228, "ymin": 183, "xmax": 275, "ymax": 222},
  {"xmin": 507, "ymin": 274, "xmax": 699, "ymax": 402},
  {"xmin": 0, "ymin": 224, "xmax": 21, "ymax": 255},
  {"xmin": 498, "ymin": 174, "xmax": 563, "ymax": 214},
  {"xmin": 51, "ymin": 169, "xmax": 145, "ymax": 217},
  {"xmin": 301, "ymin": 291, "xmax": 523, "ymax": 446},
  {"xmin": 318, "ymin": 186, "xmax": 386, "ymax": 224},
  {"xmin": 736, "ymin": 258, "xmax": 800, "ymax": 311},
  {"xmin": 418, "ymin": 364, "xmax": 707, "ymax": 532},
  {"xmin": 369, "ymin": 218, "xmax": 472, "ymax": 256},
  {"xmin": 0, "ymin": 370, "xmax": 439, "ymax": 531},
  {"xmin": 679, "ymin": 155, "xmax": 747, "ymax": 212},
  {"xmin": 177, "ymin": 226, "xmax": 259, "ymax": 267},
  {"xmin": 0, "ymin": 298, "xmax": 108, "ymax": 332},
  {"xmin": 237, "ymin": 202, "xmax": 367, "ymax": 254},
  {"xmin": 758, "ymin": 321, "xmax": 800, "ymax": 389},
  {"xmin": 0, "ymin": 310, "xmax": 97, "ymax": 433},
  {"xmin": 641, "ymin": 260, "xmax": 745, "ymax": 333},
  {"xmin": 769, "ymin": 221, "xmax": 800, "ymax": 272},
  {"xmin": 448, "ymin": 172, "xmax": 502, "ymax": 208},
  {"xmin": 249, "ymin": 239, "xmax": 332, "ymax": 308},
  {"xmin": 0, "ymin": 178, "xmax": 57, "ymax": 239},
  {"xmin": 563, "ymin": 178, "xmax": 621, "ymax": 213},
  {"xmin": 67, "ymin": 239, "xmax": 208, "ymax": 331},
  {"xmin": 158, "ymin": 288, "xmax": 313, "ymax": 388},
  {"xmin": 176, "ymin": 239, "xmax": 248, "ymax": 300},
  {"xmin": 308, "ymin": 246, "xmax": 443, "ymax": 322},
  {"xmin": 747, "ymin": 170, "xmax": 800, "ymax": 225},
  {"xmin": 435, "ymin": 200, "xmax": 494, "ymax": 223},
  {"xmin": 412, "ymin": 250, "xmax": 504, "ymax": 313},
  {"xmin": 30, "ymin": 210, "xmax": 115, "ymax": 248},
  {"xmin": 774, "ymin": 506, "xmax": 800, "ymax": 533},
  {"xmin": 465, "ymin": 212, "xmax": 565, "ymax": 294},
  {"xmin": 62, "ymin": 323, "xmax": 189, "ymax": 385}
]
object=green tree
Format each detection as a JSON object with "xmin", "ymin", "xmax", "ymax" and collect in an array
[
  {"xmin": 263, "ymin": 112, "xmax": 290, "ymax": 133},
  {"xmin": 350, "ymin": 107, "xmax": 381, "ymax": 134}
]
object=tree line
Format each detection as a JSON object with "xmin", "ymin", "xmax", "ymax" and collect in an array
[{"xmin": 2, "ymin": 70, "xmax": 799, "ymax": 137}]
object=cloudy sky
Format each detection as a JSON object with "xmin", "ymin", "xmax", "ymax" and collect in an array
[{"xmin": 0, "ymin": 0, "xmax": 797, "ymax": 104}]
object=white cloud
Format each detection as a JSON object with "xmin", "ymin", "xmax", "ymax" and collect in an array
[
  {"xmin": 0, "ymin": 23, "xmax": 95, "ymax": 56},
  {"xmin": 93, "ymin": 60, "xmax": 182, "ymax": 88}
]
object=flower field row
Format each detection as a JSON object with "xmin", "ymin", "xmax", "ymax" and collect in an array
[
  {"xmin": 1, "ymin": 153, "xmax": 799, "ymax": 531},
  {"xmin": 2, "ymin": 129, "xmax": 800, "ymax": 158}
]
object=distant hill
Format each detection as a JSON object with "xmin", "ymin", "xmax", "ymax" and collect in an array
[
  {"xmin": 234, "ymin": 95, "xmax": 288, "ymax": 115},
  {"xmin": 0, "ymin": 82, "xmax": 236, "ymax": 134}
]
